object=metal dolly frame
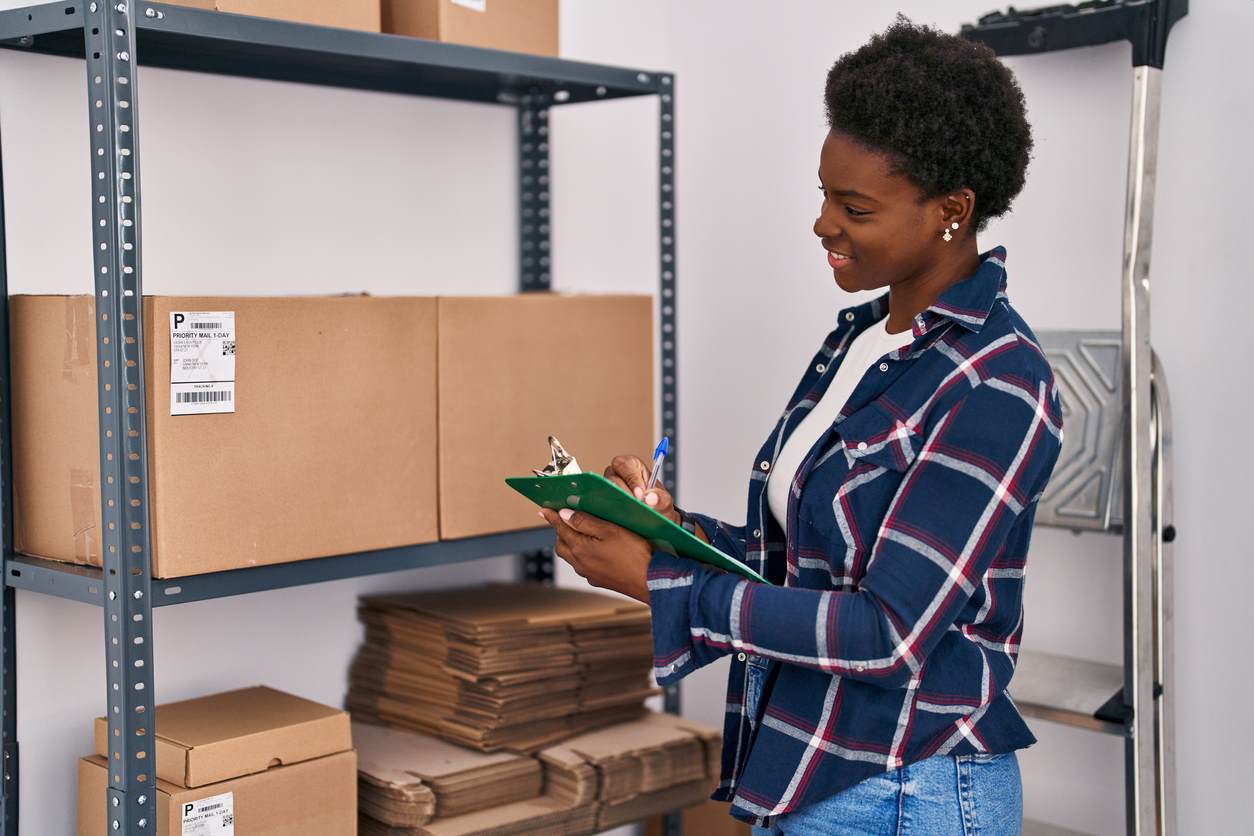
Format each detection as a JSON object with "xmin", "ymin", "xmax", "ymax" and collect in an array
[
  {"xmin": 960, "ymin": 2, "xmax": 1186, "ymax": 834},
  {"xmin": 0, "ymin": 2, "xmax": 681, "ymax": 833}
]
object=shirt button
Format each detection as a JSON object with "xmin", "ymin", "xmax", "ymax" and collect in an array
[
  {"xmin": 759, "ymin": 460, "xmax": 771, "ymax": 471},
  {"xmin": 844, "ymin": 312, "xmax": 855, "ymax": 322},
  {"xmin": 878, "ymin": 362, "xmax": 889, "ymax": 372},
  {"xmin": 857, "ymin": 441, "xmax": 868, "ymax": 451},
  {"xmin": 737, "ymin": 653, "xmax": 747, "ymax": 662},
  {"xmin": 815, "ymin": 363, "xmax": 826, "ymax": 373},
  {"xmin": 753, "ymin": 529, "xmax": 762, "ymax": 538},
  {"xmin": 855, "ymin": 664, "xmax": 866, "ymax": 672}
]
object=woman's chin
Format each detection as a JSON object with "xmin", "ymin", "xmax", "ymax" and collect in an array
[{"xmin": 833, "ymin": 268, "xmax": 859, "ymax": 293}]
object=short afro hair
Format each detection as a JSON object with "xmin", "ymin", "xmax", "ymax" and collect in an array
[{"xmin": 824, "ymin": 15, "xmax": 1033, "ymax": 233}]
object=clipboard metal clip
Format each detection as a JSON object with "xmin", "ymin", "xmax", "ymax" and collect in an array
[{"xmin": 532, "ymin": 435, "xmax": 582, "ymax": 477}]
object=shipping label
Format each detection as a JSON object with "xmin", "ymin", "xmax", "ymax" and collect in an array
[
  {"xmin": 170, "ymin": 311, "xmax": 236, "ymax": 416},
  {"xmin": 181, "ymin": 791, "xmax": 234, "ymax": 835}
]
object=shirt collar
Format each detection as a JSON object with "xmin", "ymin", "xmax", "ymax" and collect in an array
[{"xmin": 838, "ymin": 245, "xmax": 1009, "ymax": 337}]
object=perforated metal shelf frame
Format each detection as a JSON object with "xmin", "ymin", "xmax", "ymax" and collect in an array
[{"xmin": 0, "ymin": 3, "xmax": 681, "ymax": 834}]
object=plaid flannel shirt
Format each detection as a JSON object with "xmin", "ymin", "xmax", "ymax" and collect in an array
[{"xmin": 647, "ymin": 247, "xmax": 1064, "ymax": 827}]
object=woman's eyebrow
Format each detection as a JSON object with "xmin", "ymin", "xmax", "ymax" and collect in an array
[{"xmin": 818, "ymin": 179, "xmax": 879, "ymax": 203}]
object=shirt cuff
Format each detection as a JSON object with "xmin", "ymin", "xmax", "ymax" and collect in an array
[{"xmin": 646, "ymin": 549, "xmax": 702, "ymax": 686}]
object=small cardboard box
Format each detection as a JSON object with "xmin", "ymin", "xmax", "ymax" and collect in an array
[
  {"xmin": 436, "ymin": 295, "xmax": 653, "ymax": 539},
  {"xmin": 82, "ymin": 686, "xmax": 355, "ymax": 834},
  {"xmin": 77, "ymin": 751, "xmax": 358, "ymax": 835},
  {"xmin": 9, "ymin": 295, "xmax": 439, "ymax": 578},
  {"xmin": 163, "ymin": 0, "xmax": 381, "ymax": 32},
  {"xmin": 383, "ymin": 0, "xmax": 559, "ymax": 57},
  {"xmin": 92, "ymin": 686, "xmax": 353, "ymax": 788}
]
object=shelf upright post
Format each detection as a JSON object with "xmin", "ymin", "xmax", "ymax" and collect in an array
[
  {"xmin": 657, "ymin": 70, "xmax": 678, "ymax": 639},
  {"xmin": 85, "ymin": 1, "xmax": 158, "ymax": 832},
  {"xmin": 0, "ymin": 100, "xmax": 19, "ymax": 836},
  {"xmin": 656, "ymin": 73, "xmax": 683, "ymax": 836},
  {"xmin": 518, "ymin": 88, "xmax": 557, "ymax": 585}
]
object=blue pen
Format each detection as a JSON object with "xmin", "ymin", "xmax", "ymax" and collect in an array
[{"xmin": 645, "ymin": 436, "xmax": 669, "ymax": 494}]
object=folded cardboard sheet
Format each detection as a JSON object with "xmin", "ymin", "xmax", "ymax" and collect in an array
[
  {"xmin": 541, "ymin": 711, "xmax": 722, "ymax": 830},
  {"xmin": 347, "ymin": 583, "xmax": 657, "ymax": 752},
  {"xmin": 354, "ymin": 721, "xmax": 542, "ymax": 828}
]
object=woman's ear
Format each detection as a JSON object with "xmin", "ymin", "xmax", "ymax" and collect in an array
[{"xmin": 938, "ymin": 189, "xmax": 976, "ymax": 237}]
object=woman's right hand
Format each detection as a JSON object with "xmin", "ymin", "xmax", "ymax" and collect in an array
[{"xmin": 604, "ymin": 454, "xmax": 680, "ymax": 526}]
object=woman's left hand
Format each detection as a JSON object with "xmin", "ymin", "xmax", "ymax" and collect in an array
[{"xmin": 537, "ymin": 508, "xmax": 652, "ymax": 604}]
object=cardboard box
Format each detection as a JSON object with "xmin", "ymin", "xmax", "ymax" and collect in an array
[
  {"xmin": 9, "ymin": 295, "xmax": 439, "ymax": 578},
  {"xmin": 218, "ymin": 0, "xmax": 381, "ymax": 32},
  {"xmin": 437, "ymin": 295, "xmax": 653, "ymax": 539},
  {"xmin": 163, "ymin": 0, "xmax": 381, "ymax": 32},
  {"xmin": 78, "ymin": 751, "xmax": 357, "ymax": 836},
  {"xmin": 92, "ymin": 686, "xmax": 352, "ymax": 788},
  {"xmin": 383, "ymin": 0, "xmax": 559, "ymax": 57}
]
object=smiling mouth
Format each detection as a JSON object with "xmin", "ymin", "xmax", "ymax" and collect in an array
[{"xmin": 826, "ymin": 250, "xmax": 853, "ymax": 268}]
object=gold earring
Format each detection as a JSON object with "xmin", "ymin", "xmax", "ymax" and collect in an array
[{"xmin": 943, "ymin": 221, "xmax": 959, "ymax": 242}]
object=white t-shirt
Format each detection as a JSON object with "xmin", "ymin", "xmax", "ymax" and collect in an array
[{"xmin": 766, "ymin": 316, "xmax": 915, "ymax": 529}]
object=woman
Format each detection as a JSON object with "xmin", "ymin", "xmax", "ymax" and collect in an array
[{"xmin": 539, "ymin": 16, "xmax": 1063, "ymax": 835}]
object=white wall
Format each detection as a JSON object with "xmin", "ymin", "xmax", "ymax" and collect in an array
[{"xmin": 0, "ymin": 1, "xmax": 1249, "ymax": 834}]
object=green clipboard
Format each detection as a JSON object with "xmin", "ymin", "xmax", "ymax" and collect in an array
[{"xmin": 505, "ymin": 471, "xmax": 770, "ymax": 584}]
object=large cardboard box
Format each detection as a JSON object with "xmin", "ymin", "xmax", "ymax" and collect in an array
[
  {"xmin": 437, "ymin": 294, "xmax": 653, "ymax": 539},
  {"xmin": 9, "ymin": 295, "xmax": 439, "ymax": 578},
  {"xmin": 383, "ymin": 0, "xmax": 559, "ymax": 57},
  {"xmin": 81, "ymin": 686, "xmax": 356, "ymax": 834},
  {"xmin": 163, "ymin": 0, "xmax": 381, "ymax": 32},
  {"xmin": 78, "ymin": 751, "xmax": 357, "ymax": 835}
]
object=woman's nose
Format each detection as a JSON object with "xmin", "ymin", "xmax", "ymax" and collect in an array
[{"xmin": 814, "ymin": 211, "xmax": 841, "ymax": 239}]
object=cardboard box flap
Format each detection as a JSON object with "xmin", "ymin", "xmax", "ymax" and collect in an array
[{"xmin": 94, "ymin": 686, "xmax": 351, "ymax": 787}]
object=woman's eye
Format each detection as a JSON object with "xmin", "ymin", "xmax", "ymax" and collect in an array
[{"xmin": 845, "ymin": 206, "xmax": 870, "ymax": 217}]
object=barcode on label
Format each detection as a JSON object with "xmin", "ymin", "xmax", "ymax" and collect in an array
[
  {"xmin": 198, "ymin": 803, "xmax": 223, "ymax": 813},
  {"xmin": 175, "ymin": 391, "xmax": 232, "ymax": 404},
  {"xmin": 188, "ymin": 322, "xmax": 222, "ymax": 330}
]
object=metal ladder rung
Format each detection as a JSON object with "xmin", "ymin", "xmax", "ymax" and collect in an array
[{"xmin": 1013, "ymin": 650, "xmax": 1126, "ymax": 735}]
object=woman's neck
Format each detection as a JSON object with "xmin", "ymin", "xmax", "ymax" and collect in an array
[{"xmin": 885, "ymin": 242, "xmax": 982, "ymax": 333}]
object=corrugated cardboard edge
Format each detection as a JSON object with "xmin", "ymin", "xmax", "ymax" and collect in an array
[{"xmin": 92, "ymin": 702, "xmax": 352, "ymax": 787}]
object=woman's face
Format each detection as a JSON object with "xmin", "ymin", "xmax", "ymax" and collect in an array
[{"xmin": 814, "ymin": 129, "xmax": 959, "ymax": 294}]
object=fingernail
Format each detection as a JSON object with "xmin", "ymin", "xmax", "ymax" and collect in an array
[
  {"xmin": 634, "ymin": 486, "xmax": 643, "ymax": 499},
  {"xmin": 645, "ymin": 492, "xmax": 658, "ymax": 506},
  {"xmin": 558, "ymin": 508, "xmax": 574, "ymax": 522},
  {"xmin": 537, "ymin": 510, "xmax": 546, "ymax": 520}
]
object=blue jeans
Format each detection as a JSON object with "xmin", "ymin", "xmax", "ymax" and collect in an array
[{"xmin": 745, "ymin": 656, "xmax": 1023, "ymax": 836}]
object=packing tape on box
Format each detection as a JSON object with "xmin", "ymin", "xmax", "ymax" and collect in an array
[
  {"xmin": 63, "ymin": 295, "xmax": 93, "ymax": 382},
  {"xmin": 70, "ymin": 467, "xmax": 99, "ymax": 563}
]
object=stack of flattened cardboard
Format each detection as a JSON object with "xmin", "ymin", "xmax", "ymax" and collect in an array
[
  {"xmin": 347, "ymin": 583, "xmax": 656, "ymax": 753},
  {"xmin": 354, "ymin": 721, "xmax": 543, "ymax": 829},
  {"xmin": 539, "ymin": 711, "xmax": 723, "ymax": 831}
]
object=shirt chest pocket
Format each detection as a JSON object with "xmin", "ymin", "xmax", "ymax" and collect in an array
[{"xmin": 836, "ymin": 401, "xmax": 923, "ymax": 473}]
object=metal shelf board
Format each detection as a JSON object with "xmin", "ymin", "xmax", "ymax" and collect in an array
[
  {"xmin": 1012, "ymin": 649, "xmax": 1126, "ymax": 736},
  {"xmin": 5, "ymin": 527, "xmax": 556, "ymax": 606},
  {"xmin": 0, "ymin": 2, "xmax": 664, "ymax": 105}
]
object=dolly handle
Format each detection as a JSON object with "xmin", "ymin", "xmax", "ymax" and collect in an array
[{"xmin": 959, "ymin": 0, "xmax": 1187, "ymax": 69}]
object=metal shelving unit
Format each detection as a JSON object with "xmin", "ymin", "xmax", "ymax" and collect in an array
[
  {"xmin": 0, "ymin": 2, "xmax": 680, "ymax": 833},
  {"xmin": 960, "ymin": 2, "xmax": 1186, "ymax": 834}
]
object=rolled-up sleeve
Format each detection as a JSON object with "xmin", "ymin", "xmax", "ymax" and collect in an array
[{"xmin": 647, "ymin": 374, "xmax": 1063, "ymax": 689}]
